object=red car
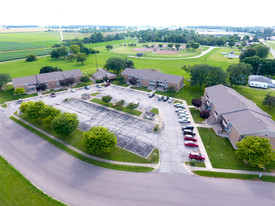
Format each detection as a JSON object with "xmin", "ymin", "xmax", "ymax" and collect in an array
[
  {"xmin": 184, "ymin": 135, "xmax": 197, "ymax": 141},
  {"xmin": 105, "ymin": 83, "xmax": 110, "ymax": 87},
  {"xmin": 184, "ymin": 141, "xmax": 198, "ymax": 147},
  {"xmin": 189, "ymin": 152, "xmax": 205, "ymax": 160}
]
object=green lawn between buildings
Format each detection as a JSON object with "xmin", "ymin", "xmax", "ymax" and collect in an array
[
  {"xmin": 189, "ymin": 108, "xmax": 204, "ymax": 124},
  {"xmin": 11, "ymin": 116, "xmax": 154, "ymax": 172},
  {"xmin": 18, "ymin": 114, "xmax": 158, "ymax": 164},
  {"xmin": 0, "ymin": 155, "xmax": 66, "ymax": 206},
  {"xmin": 198, "ymin": 128, "xmax": 275, "ymax": 172}
]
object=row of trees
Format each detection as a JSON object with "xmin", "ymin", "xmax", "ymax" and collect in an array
[
  {"xmin": 20, "ymin": 101, "xmax": 79, "ymax": 136},
  {"xmin": 104, "ymin": 57, "xmax": 134, "ymax": 75}
]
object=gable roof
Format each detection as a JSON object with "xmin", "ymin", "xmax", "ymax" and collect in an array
[
  {"xmin": 13, "ymin": 75, "xmax": 38, "ymax": 86},
  {"xmin": 205, "ymin": 84, "xmax": 270, "ymax": 118},
  {"xmin": 249, "ymin": 75, "xmax": 273, "ymax": 84},
  {"xmin": 36, "ymin": 72, "xmax": 64, "ymax": 83},
  {"xmin": 62, "ymin": 69, "xmax": 83, "ymax": 79},
  {"xmin": 92, "ymin": 68, "xmax": 116, "ymax": 80},
  {"xmin": 121, "ymin": 68, "xmax": 184, "ymax": 84}
]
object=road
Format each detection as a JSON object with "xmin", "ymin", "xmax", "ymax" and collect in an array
[
  {"xmin": 0, "ymin": 113, "xmax": 275, "ymax": 206},
  {"xmin": 261, "ymin": 40, "xmax": 275, "ymax": 58}
]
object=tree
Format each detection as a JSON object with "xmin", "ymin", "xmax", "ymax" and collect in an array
[
  {"xmin": 82, "ymin": 126, "xmax": 117, "ymax": 155},
  {"xmin": 25, "ymin": 54, "xmax": 37, "ymax": 62},
  {"xmin": 226, "ymin": 63, "xmax": 252, "ymax": 87},
  {"xmin": 168, "ymin": 43, "xmax": 173, "ymax": 49},
  {"xmin": 216, "ymin": 38, "xmax": 225, "ymax": 46},
  {"xmin": 83, "ymin": 47, "xmax": 91, "ymax": 55},
  {"xmin": 25, "ymin": 101, "xmax": 45, "ymax": 120},
  {"xmin": 241, "ymin": 56, "xmax": 262, "ymax": 72},
  {"xmin": 200, "ymin": 110, "xmax": 210, "ymax": 119},
  {"xmin": 76, "ymin": 52, "xmax": 87, "ymax": 65},
  {"xmin": 59, "ymin": 79, "xmax": 69, "ymax": 87},
  {"xmin": 57, "ymin": 46, "xmax": 68, "ymax": 58},
  {"xmin": 191, "ymin": 99, "xmax": 202, "ymax": 108},
  {"xmin": 263, "ymin": 93, "xmax": 275, "ymax": 109},
  {"xmin": 39, "ymin": 66, "xmax": 62, "ymax": 74},
  {"xmin": 239, "ymin": 48, "xmax": 258, "ymax": 61},
  {"xmin": 104, "ymin": 57, "xmax": 127, "ymax": 75},
  {"xmin": 129, "ymin": 78, "xmax": 137, "ymax": 85},
  {"xmin": 37, "ymin": 83, "xmax": 47, "ymax": 91},
  {"xmin": 40, "ymin": 105, "xmax": 61, "ymax": 126},
  {"xmin": 70, "ymin": 45, "xmax": 80, "ymax": 54},
  {"xmin": 125, "ymin": 59, "xmax": 134, "ymax": 68},
  {"xmin": 52, "ymin": 112, "xmax": 79, "ymax": 136},
  {"xmin": 238, "ymin": 45, "xmax": 243, "ymax": 51},
  {"xmin": 67, "ymin": 54, "xmax": 76, "ymax": 62},
  {"xmin": 116, "ymin": 99, "xmax": 125, "ymax": 109},
  {"xmin": 14, "ymin": 87, "xmax": 25, "ymax": 95},
  {"xmin": 228, "ymin": 39, "xmax": 235, "ymax": 47},
  {"xmin": 175, "ymin": 44, "xmax": 181, "ymax": 50},
  {"xmin": 191, "ymin": 42, "xmax": 200, "ymax": 50},
  {"xmin": 159, "ymin": 44, "xmax": 163, "ymax": 48},
  {"xmin": 80, "ymin": 76, "xmax": 90, "ymax": 85},
  {"xmin": 51, "ymin": 50, "xmax": 60, "ymax": 58},
  {"xmin": 106, "ymin": 45, "xmax": 113, "ymax": 50},
  {"xmin": 0, "ymin": 73, "xmax": 11, "ymax": 90},
  {"xmin": 102, "ymin": 95, "xmax": 112, "ymax": 105},
  {"xmin": 235, "ymin": 136, "xmax": 275, "ymax": 168},
  {"xmin": 126, "ymin": 102, "xmax": 138, "ymax": 113},
  {"xmin": 19, "ymin": 101, "xmax": 33, "ymax": 113},
  {"xmin": 251, "ymin": 44, "xmax": 270, "ymax": 58},
  {"xmin": 186, "ymin": 43, "xmax": 191, "ymax": 50},
  {"xmin": 66, "ymin": 77, "xmax": 75, "ymax": 86}
]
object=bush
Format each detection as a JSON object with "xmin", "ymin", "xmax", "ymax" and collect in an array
[
  {"xmin": 129, "ymin": 78, "xmax": 137, "ymax": 85},
  {"xmin": 82, "ymin": 126, "xmax": 117, "ymax": 154},
  {"xmin": 37, "ymin": 83, "xmax": 47, "ymax": 91},
  {"xmin": 191, "ymin": 99, "xmax": 202, "ymax": 108},
  {"xmin": 25, "ymin": 54, "xmax": 37, "ymax": 62},
  {"xmin": 200, "ymin": 110, "xmax": 210, "ymax": 119}
]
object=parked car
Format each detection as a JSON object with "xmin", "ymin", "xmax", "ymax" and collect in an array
[
  {"xmin": 174, "ymin": 103, "xmax": 181, "ymax": 107},
  {"xmin": 50, "ymin": 92, "xmax": 56, "ymax": 97},
  {"xmin": 183, "ymin": 130, "xmax": 196, "ymax": 136},
  {"xmin": 175, "ymin": 108, "xmax": 185, "ymax": 112},
  {"xmin": 176, "ymin": 104, "xmax": 185, "ymax": 109},
  {"xmin": 158, "ymin": 96, "xmax": 164, "ymax": 101},
  {"xmin": 178, "ymin": 111, "xmax": 187, "ymax": 114},
  {"xmin": 149, "ymin": 93, "xmax": 155, "ymax": 98},
  {"xmin": 105, "ymin": 83, "xmax": 110, "ymax": 87},
  {"xmin": 184, "ymin": 134, "xmax": 197, "ymax": 141},
  {"xmin": 168, "ymin": 98, "xmax": 174, "ymax": 103},
  {"xmin": 96, "ymin": 84, "xmax": 102, "ymax": 88},
  {"xmin": 163, "ymin": 96, "xmax": 169, "ymax": 102},
  {"xmin": 184, "ymin": 141, "xmax": 198, "ymax": 147},
  {"xmin": 178, "ymin": 114, "xmax": 189, "ymax": 119},
  {"xmin": 189, "ymin": 152, "xmax": 205, "ymax": 160},
  {"xmin": 182, "ymin": 125, "xmax": 194, "ymax": 130},
  {"xmin": 17, "ymin": 99, "xmax": 22, "ymax": 104},
  {"xmin": 182, "ymin": 119, "xmax": 191, "ymax": 123},
  {"xmin": 136, "ymin": 101, "xmax": 140, "ymax": 105},
  {"xmin": 71, "ymin": 88, "xmax": 76, "ymax": 93},
  {"xmin": 178, "ymin": 119, "xmax": 185, "ymax": 123},
  {"xmin": 85, "ymin": 86, "xmax": 90, "ymax": 90}
]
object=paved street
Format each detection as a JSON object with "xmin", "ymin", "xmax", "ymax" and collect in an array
[{"xmin": 0, "ymin": 113, "xmax": 275, "ymax": 206}]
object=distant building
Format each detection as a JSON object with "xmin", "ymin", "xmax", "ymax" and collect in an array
[
  {"xmin": 121, "ymin": 68, "xmax": 184, "ymax": 91},
  {"xmin": 248, "ymin": 75, "xmax": 275, "ymax": 89},
  {"xmin": 12, "ymin": 70, "xmax": 83, "ymax": 93},
  {"xmin": 203, "ymin": 85, "xmax": 275, "ymax": 149}
]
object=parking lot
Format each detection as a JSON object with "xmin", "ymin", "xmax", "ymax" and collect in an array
[{"xmin": 6, "ymin": 84, "xmax": 204, "ymax": 174}]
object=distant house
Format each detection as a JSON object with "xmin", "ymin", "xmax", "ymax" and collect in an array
[
  {"xmin": 121, "ymin": 68, "xmax": 184, "ymax": 91},
  {"xmin": 248, "ymin": 75, "xmax": 275, "ymax": 89},
  {"xmin": 12, "ymin": 69, "xmax": 83, "ymax": 93},
  {"xmin": 91, "ymin": 68, "xmax": 117, "ymax": 82},
  {"xmin": 203, "ymin": 85, "xmax": 275, "ymax": 149}
]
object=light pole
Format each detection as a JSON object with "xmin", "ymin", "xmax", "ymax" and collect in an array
[{"xmin": 256, "ymin": 64, "xmax": 262, "ymax": 75}]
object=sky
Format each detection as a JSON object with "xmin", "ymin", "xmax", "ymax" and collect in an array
[{"xmin": 1, "ymin": 0, "xmax": 275, "ymax": 27}]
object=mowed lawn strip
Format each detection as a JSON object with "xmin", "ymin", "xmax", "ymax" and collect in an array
[
  {"xmin": 10, "ymin": 116, "xmax": 154, "ymax": 172},
  {"xmin": 17, "ymin": 114, "xmax": 156, "ymax": 164},
  {"xmin": 91, "ymin": 98, "xmax": 142, "ymax": 116},
  {"xmin": 0, "ymin": 156, "xmax": 66, "ymax": 206},
  {"xmin": 198, "ymin": 128, "xmax": 275, "ymax": 171}
]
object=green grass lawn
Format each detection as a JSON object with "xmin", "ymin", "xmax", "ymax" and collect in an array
[
  {"xmin": 0, "ymin": 155, "xmax": 66, "ymax": 206},
  {"xmin": 91, "ymin": 98, "xmax": 142, "ymax": 116},
  {"xmin": 198, "ymin": 128, "xmax": 275, "ymax": 172},
  {"xmin": 156, "ymin": 81, "xmax": 203, "ymax": 105},
  {"xmin": 0, "ymin": 85, "xmax": 38, "ymax": 104},
  {"xmin": 42, "ymin": 88, "xmax": 67, "ymax": 95},
  {"xmin": 131, "ymin": 86, "xmax": 151, "ymax": 92},
  {"xmin": 189, "ymin": 108, "xmax": 204, "ymax": 124},
  {"xmin": 111, "ymin": 80, "xmax": 129, "ymax": 87},
  {"xmin": 11, "ymin": 116, "xmax": 153, "ymax": 172},
  {"xmin": 91, "ymin": 92, "xmax": 100, "ymax": 96},
  {"xmin": 185, "ymin": 161, "xmax": 206, "ymax": 167},
  {"xmin": 18, "ymin": 114, "xmax": 155, "ymax": 164},
  {"xmin": 234, "ymin": 86, "xmax": 275, "ymax": 120},
  {"xmin": 150, "ymin": 108, "xmax": 159, "ymax": 114}
]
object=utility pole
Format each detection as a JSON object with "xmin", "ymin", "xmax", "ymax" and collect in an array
[{"xmin": 95, "ymin": 52, "xmax": 98, "ymax": 69}]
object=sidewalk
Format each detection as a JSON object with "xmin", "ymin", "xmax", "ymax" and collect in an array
[
  {"xmin": 188, "ymin": 165, "xmax": 275, "ymax": 176},
  {"xmin": 11, "ymin": 114, "xmax": 159, "ymax": 169}
]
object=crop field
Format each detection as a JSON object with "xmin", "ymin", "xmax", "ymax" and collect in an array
[{"xmin": 0, "ymin": 41, "xmax": 46, "ymax": 51}]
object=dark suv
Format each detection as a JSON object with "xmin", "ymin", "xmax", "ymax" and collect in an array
[{"xmin": 158, "ymin": 96, "xmax": 164, "ymax": 101}]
